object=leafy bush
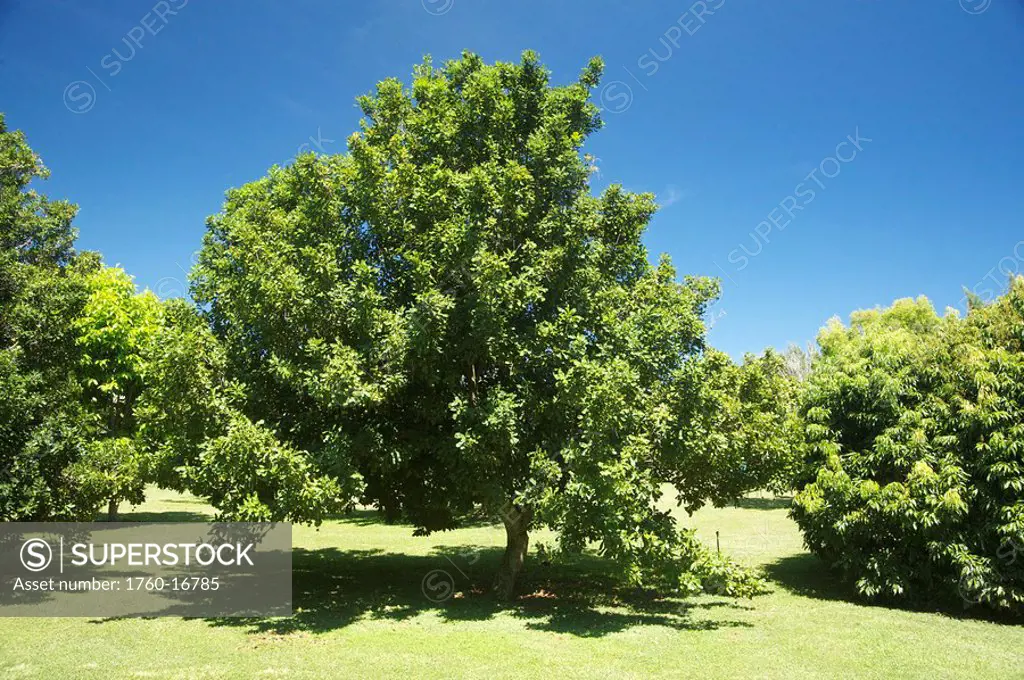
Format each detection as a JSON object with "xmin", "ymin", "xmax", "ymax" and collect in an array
[{"xmin": 792, "ymin": 282, "xmax": 1024, "ymax": 612}]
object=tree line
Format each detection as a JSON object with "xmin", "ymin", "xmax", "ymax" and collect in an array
[{"xmin": 2, "ymin": 52, "xmax": 1021, "ymax": 612}]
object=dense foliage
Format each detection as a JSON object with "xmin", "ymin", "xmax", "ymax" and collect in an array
[
  {"xmin": 135, "ymin": 298, "xmax": 359, "ymax": 523},
  {"xmin": 792, "ymin": 285, "xmax": 1024, "ymax": 612},
  {"xmin": 0, "ymin": 115, "xmax": 156, "ymax": 520},
  {"xmin": 187, "ymin": 52, "xmax": 790, "ymax": 597},
  {"xmin": 0, "ymin": 113, "xmax": 99, "ymax": 520},
  {"xmin": 72, "ymin": 266, "xmax": 164, "ymax": 518}
]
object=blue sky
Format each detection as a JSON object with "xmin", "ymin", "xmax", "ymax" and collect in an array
[{"xmin": 2, "ymin": 0, "xmax": 1022, "ymax": 358}]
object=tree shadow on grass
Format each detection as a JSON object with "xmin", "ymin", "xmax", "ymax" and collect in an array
[
  {"xmin": 765, "ymin": 552, "xmax": 1024, "ymax": 625},
  {"xmin": 116, "ymin": 510, "xmax": 212, "ymax": 523},
  {"xmin": 324, "ymin": 508, "xmax": 497, "ymax": 530},
  {"xmin": 202, "ymin": 545, "xmax": 755, "ymax": 638},
  {"xmin": 763, "ymin": 552, "xmax": 855, "ymax": 602},
  {"xmin": 727, "ymin": 496, "xmax": 792, "ymax": 511}
]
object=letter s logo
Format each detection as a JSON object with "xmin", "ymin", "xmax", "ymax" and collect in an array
[{"xmin": 20, "ymin": 539, "xmax": 53, "ymax": 572}]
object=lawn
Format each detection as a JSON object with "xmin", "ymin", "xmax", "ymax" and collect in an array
[{"xmin": 0, "ymin": 488, "xmax": 1021, "ymax": 679}]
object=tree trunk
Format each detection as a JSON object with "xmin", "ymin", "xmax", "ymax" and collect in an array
[
  {"xmin": 382, "ymin": 500, "xmax": 401, "ymax": 524},
  {"xmin": 493, "ymin": 505, "xmax": 532, "ymax": 601},
  {"xmin": 107, "ymin": 499, "xmax": 118, "ymax": 522}
]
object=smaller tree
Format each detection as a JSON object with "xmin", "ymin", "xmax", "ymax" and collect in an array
[
  {"xmin": 75, "ymin": 267, "xmax": 162, "ymax": 430},
  {"xmin": 136, "ymin": 298, "xmax": 234, "ymax": 491},
  {"xmin": 69, "ymin": 437, "xmax": 147, "ymax": 521},
  {"xmin": 73, "ymin": 266, "xmax": 162, "ymax": 519},
  {"xmin": 660, "ymin": 348, "xmax": 801, "ymax": 503}
]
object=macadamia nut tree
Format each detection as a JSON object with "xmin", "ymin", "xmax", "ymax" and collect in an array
[{"xmin": 189, "ymin": 52, "xmax": 793, "ymax": 598}]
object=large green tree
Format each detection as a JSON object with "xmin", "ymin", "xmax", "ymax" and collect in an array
[
  {"xmin": 188, "ymin": 52, "xmax": 787, "ymax": 597},
  {"xmin": 0, "ymin": 113, "xmax": 99, "ymax": 520}
]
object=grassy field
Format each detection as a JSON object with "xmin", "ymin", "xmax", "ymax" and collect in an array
[{"xmin": 1, "ymin": 488, "xmax": 1021, "ymax": 679}]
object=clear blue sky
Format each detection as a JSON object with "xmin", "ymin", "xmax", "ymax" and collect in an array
[{"xmin": 2, "ymin": 0, "xmax": 1022, "ymax": 358}]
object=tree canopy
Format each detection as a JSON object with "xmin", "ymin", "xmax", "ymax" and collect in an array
[{"xmin": 187, "ymin": 51, "xmax": 790, "ymax": 597}]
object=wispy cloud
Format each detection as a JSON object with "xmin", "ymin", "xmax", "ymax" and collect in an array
[{"xmin": 659, "ymin": 184, "xmax": 688, "ymax": 208}]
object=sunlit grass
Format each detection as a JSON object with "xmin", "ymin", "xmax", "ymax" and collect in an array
[{"xmin": 0, "ymin": 487, "xmax": 1020, "ymax": 679}]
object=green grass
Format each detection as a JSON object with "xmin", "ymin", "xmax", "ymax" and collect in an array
[{"xmin": 1, "ymin": 488, "xmax": 1021, "ymax": 679}]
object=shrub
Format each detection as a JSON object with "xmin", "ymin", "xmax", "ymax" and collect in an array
[{"xmin": 792, "ymin": 282, "xmax": 1024, "ymax": 612}]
